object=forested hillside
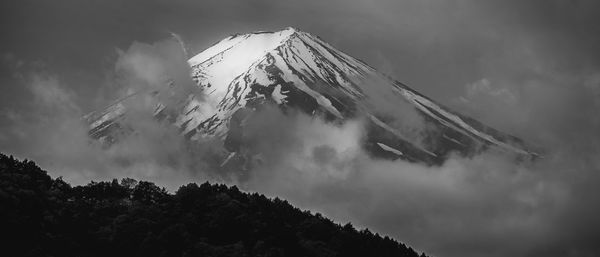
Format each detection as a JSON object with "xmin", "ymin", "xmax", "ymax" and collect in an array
[{"xmin": 0, "ymin": 154, "xmax": 427, "ymax": 257}]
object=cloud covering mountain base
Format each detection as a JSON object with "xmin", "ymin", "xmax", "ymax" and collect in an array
[{"xmin": 1, "ymin": 37, "xmax": 600, "ymax": 257}]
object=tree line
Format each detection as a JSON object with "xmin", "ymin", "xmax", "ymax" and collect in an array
[{"xmin": 0, "ymin": 153, "xmax": 428, "ymax": 257}]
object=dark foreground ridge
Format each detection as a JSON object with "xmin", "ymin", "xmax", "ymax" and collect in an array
[{"xmin": 0, "ymin": 154, "xmax": 427, "ymax": 257}]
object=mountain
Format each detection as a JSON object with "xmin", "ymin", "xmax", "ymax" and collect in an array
[
  {"xmin": 85, "ymin": 27, "xmax": 536, "ymax": 165},
  {"xmin": 0, "ymin": 153, "xmax": 428, "ymax": 257}
]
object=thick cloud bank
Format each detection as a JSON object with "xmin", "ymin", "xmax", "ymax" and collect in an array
[{"xmin": 237, "ymin": 103, "xmax": 600, "ymax": 257}]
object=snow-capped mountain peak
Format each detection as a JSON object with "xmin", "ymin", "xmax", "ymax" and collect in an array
[{"xmin": 86, "ymin": 27, "xmax": 536, "ymax": 164}]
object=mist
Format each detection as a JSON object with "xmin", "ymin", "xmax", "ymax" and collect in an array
[
  {"xmin": 2, "ymin": 1, "xmax": 600, "ymax": 257},
  {"xmin": 2, "ymin": 33, "xmax": 600, "ymax": 256},
  {"xmin": 0, "ymin": 38, "xmax": 225, "ymax": 190},
  {"xmin": 235, "ymin": 101, "xmax": 600, "ymax": 257}
]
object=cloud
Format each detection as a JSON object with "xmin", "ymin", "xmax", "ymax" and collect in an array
[
  {"xmin": 114, "ymin": 38, "xmax": 203, "ymax": 109},
  {"xmin": 462, "ymin": 78, "xmax": 518, "ymax": 105},
  {"xmin": 0, "ymin": 39, "xmax": 222, "ymax": 190},
  {"xmin": 3, "ymin": 30, "xmax": 600, "ymax": 257},
  {"xmin": 27, "ymin": 73, "xmax": 80, "ymax": 112},
  {"xmin": 2, "ymin": 1, "xmax": 600, "ymax": 256},
  {"xmin": 234, "ymin": 107, "xmax": 600, "ymax": 257}
]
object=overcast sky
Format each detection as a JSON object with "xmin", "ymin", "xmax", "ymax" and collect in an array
[
  {"xmin": 2, "ymin": 0, "xmax": 600, "ymax": 137},
  {"xmin": 2, "ymin": 1, "xmax": 600, "ymax": 257}
]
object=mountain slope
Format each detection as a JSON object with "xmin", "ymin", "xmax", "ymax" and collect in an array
[{"xmin": 86, "ymin": 27, "xmax": 536, "ymax": 165}]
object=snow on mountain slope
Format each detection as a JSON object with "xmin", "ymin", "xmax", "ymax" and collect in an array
[{"xmin": 86, "ymin": 27, "xmax": 536, "ymax": 165}]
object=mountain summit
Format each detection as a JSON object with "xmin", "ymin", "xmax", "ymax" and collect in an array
[{"xmin": 86, "ymin": 27, "xmax": 535, "ymax": 165}]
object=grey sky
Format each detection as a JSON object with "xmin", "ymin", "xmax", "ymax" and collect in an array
[
  {"xmin": 2, "ymin": 1, "xmax": 600, "ymax": 257},
  {"xmin": 2, "ymin": 0, "xmax": 600, "ymax": 136}
]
